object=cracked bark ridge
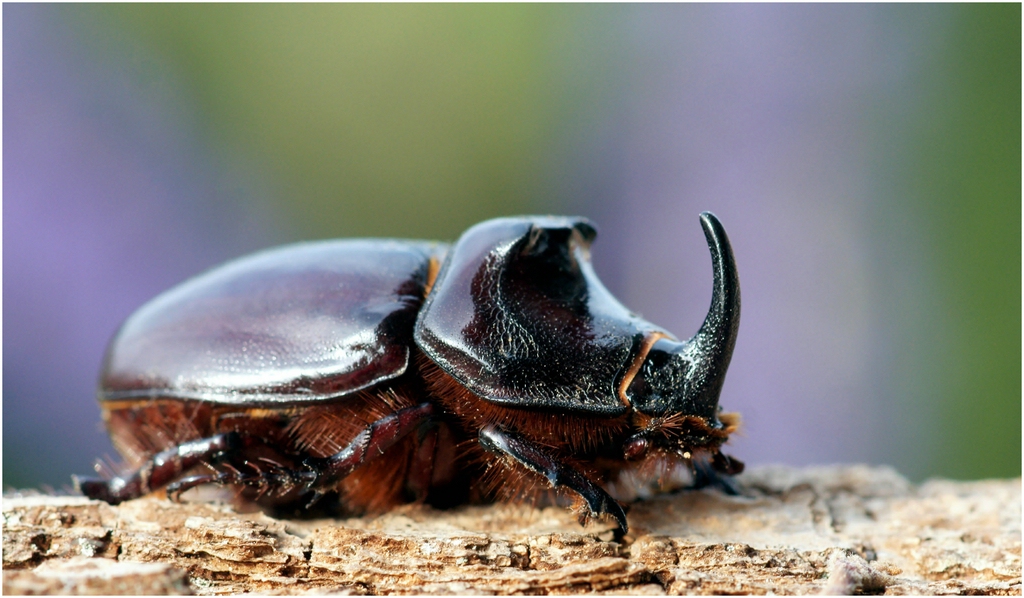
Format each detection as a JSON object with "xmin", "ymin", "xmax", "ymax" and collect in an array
[{"xmin": 3, "ymin": 465, "xmax": 1020, "ymax": 595}]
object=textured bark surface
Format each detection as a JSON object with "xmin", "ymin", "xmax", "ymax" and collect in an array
[{"xmin": 3, "ymin": 465, "xmax": 1020, "ymax": 595}]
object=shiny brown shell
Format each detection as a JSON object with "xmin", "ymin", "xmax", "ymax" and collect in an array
[{"xmin": 100, "ymin": 240, "xmax": 447, "ymax": 406}]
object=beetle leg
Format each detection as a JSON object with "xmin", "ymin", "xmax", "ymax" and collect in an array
[
  {"xmin": 404, "ymin": 426, "xmax": 438, "ymax": 502},
  {"xmin": 74, "ymin": 432, "xmax": 241, "ymax": 505},
  {"xmin": 690, "ymin": 451, "xmax": 743, "ymax": 495},
  {"xmin": 165, "ymin": 472, "xmax": 232, "ymax": 501},
  {"xmin": 478, "ymin": 425, "xmax": 628, "ymax": 534},
  {"xmin": 304, "ymin": 402, "xmax": 435, "ymax": 492},
  {"xmin": 165, "ymin": 462, "xmax": 316, "ymax": 502}
]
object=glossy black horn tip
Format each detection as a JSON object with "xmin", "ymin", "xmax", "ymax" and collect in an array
[
  {"xmin": 696, "ymin": 210, "xmax": 739, "ymax": 323},
  {"xmin": 698, "ymin": 212, "xmax": 729, "ymax": 257},
  {"xmin": 698, "ymin": 210, "xmax": 719, "ymax": 228}
]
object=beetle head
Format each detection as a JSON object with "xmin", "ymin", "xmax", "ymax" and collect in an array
[{"xmin": 623, "ymin": 212, "xmax": 740, "ymax": 448}]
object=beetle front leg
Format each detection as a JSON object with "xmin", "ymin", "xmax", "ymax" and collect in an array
[
  {"xmin": 478, "ymin": 425, "xmax": 628, "ymax": 534},
  {"xmin": 304, "ymin": 402, "xmax": 435, "ymax": 494},
  {"xmin": 690, "ymin": 451, "xmax": 744, "ymax": 495},
  {"xmin": 75, "ymin": 432, "xmax": 241, "ymax": 504}
]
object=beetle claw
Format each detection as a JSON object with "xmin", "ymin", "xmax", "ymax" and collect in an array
[
  {"xmin": 603, "ymin": 500, "xmax": 629, "ymax": 535},
  {"xmin": 578, "ymin": 488, "xmax": 628, "ymax": 535},
  {"xmin": 305, "ymin": 490, "xmax": 325, "ymax": 509}
]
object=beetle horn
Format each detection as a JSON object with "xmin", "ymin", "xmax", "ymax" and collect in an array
[
  {"xmin": 623, "ymin": 212, "xmax": 740, "ymax": 421},
  {"xmin": 681, "ymin": 212, "xmax": 740, "ymax": 417}
]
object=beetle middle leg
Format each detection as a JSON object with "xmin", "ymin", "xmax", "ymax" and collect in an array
[
  {"xmin": 302, "ymin": 402, "xmax": 435, "ymax": 495},
  {"xmin": 478, "ymin": 425, "xmax": 628, "ymax": 534}
]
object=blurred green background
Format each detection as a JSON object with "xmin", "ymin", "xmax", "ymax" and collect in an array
[
  {"xmin": 88, "ymin": 4, "xmax": 567, "ymax": 239},
  {"xmin": 5, "ymin": 4, "xmax": 1019, "ymax": 489}
]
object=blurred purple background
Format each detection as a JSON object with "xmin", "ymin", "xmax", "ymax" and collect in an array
[{"xmin": 5, "ymin": 4, "xmax": 1019, "ymax": 490}]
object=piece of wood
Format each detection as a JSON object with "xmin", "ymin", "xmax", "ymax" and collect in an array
[{"xmin": 3, "ymin": 465, "xmax": 1020, "ymax": 595}]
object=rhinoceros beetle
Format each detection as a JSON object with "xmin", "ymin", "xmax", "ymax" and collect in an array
[{"xmin": 74, "ymin": 212, "xmax": 742, "ymax": 534}]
